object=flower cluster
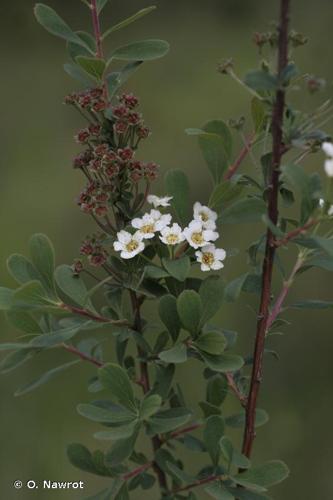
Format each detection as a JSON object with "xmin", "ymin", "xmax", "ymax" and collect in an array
[
  {"xmin": 113, "ymin": 196, "xmax": 226, "ymax": 271},
  {"xmin": 65, "ymin": 88, "xmax": 159, "ymax": 223},
  {"xmin": 80, "ymin": 234, "xmax": 108, "ymax": 267}
]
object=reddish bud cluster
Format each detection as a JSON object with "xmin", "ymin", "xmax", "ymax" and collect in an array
[
  {"xmin": 80, "ymin": 235, "xmax": 108, "ymax": 267},
  {"xmin": 77, "ymin": 182, "xmax": 111, "ymax": 217},
  {"xmin": 111, "ymin": 93, "xmax": 151, "ymax": 142},
  {"xmin": 71, "ymin": 259, "xmax": 84, "ymax": 276},
  {"xmin": 64, "ymin": 88, "xmax": 107, "ymax": 113}
]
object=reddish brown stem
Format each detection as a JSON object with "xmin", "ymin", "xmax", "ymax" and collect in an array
[
  {"xmin": 242, "ymin": 0, "xmax": 291, "ymax": 459},
  {"xmin": 273, "ymin": 218, "xmax": 319, "ymax": 248},
  {"xmin": 172, "ymin": 474, "xmax": 225, "ymax": 494},
  {"xmin": 62, "ymin": 343, "xmax": 103, "ymax": 367},
  {"xmin": 60, "ymin": 303, "xmax": 128, "ymax": 325},
  {"xmin": 224, "ymin": 134, "xmax": 255, "ymax": 181},
  {"xmin": 165, "ymin": 423, "xmax": 202, "ymax": 442},
  {"xmin": 122, "ymin": 461, "xmax": 153, "ymax": 481},
  {"xmin": 226, "ymin": 372, "xmax": 247, "ymax": 407},
  {"xmin": 266, "ymin": 255, "xmax": 304, "ymax": 330},
  {"xmin": 130, "ymin": 291, "xmax": 168, "ymax": 493},
  {"xmin": 90, "ymin": 0, "xmax": 104, "ymax": 58}
]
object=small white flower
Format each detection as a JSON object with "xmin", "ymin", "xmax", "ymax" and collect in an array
[
  {"xmin": 319, "ymin": 198, "xmax": 333, "ymax": 216},
  {"xmin": 322, "ymin": 142, "xmax": 333, "ymax": 177},
  {"xmin": 183, "ymin": 220, "xmax": 218, "ymax": 249},
  {"xmin": 160, "ymin": 223, "xmax": 185, "ymax": 246},
  {"xmin": 322, "ymin": 141, "xmax": 333, "ymax": 158},
  {"xmin": 195, "ymin": 244, "xmax": 226, "ymax": 272},
  {"xmin": 193, "ymin": 202, "xmax": 218, "ymax": 229},
  {"xmin": 113, "ymin": 230, "xmax": 145, "ymax": 259},
  {"xmin": 132, "ymin": 210, "xmax": 171, "ymax": 239},
  {"xmin": 147, "ymin": 194, "xmax": 173, "ymax": 208}
]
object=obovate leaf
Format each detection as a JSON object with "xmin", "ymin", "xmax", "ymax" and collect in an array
[
  {"xmin": 6, "ymin": 310, "xmax": 42, "ymax": 333},
  {"xmin": 194, "ymin": 331, "xmax": 226, "ymax": 355},
  {"xmin": 98, "ymin": 363, "xmax": 137, "ymax": 411},
  {"xmin": 14, "ymin": 360, "xmax": 80, "ymax": 396},
  {"xmin": 199, "ymin": 352, "xmax": 244, "ymax": 373},
  {"xmin": 225, "ymin": 409, "xmax": 268, "ymax": 428},
  {"xmin": 204, "ymin": 415, "xmax": 225, "ymax": 466},
  {"xmin": 159, "ymin": 343, "xmax": 187, "ymax": 364},
  {"xmin": 105, "ymin": 425, "xmax": 140, "ymax": 466},
  {"xmin": 29, "ymin": 234, "xmax": 57, "ymax": 298},
  {"xmin": 94, "ymin": 421, "xmax": 138, "ymax": 441},
  {"xmin": 102, "ymin": 6, "xmax": 157, "ymax": 39},
  {"xmin": 7, "ymin": 254, "xmax": 42, "ymax": 285},
  {"xmin": 158, "ymin": 294, "xmax": 181, "ymax": 341},
  {"xmin": 0, "ymin": 288, "xmax": 14, "ymax": 310},
  {"xmin": 147, "ymin": 407, "xmax": 192, "ymax": 435},
  {"xmin": 77, "ymin": 403, "xmax": 137, "ymax": 425},
  {"xmin": 233, "ymin": 460, "xmax": 290, "ymax": 489},
  {"xmin": 162, "ymin": 256, "xmax": 191, "ymax": 282},
  {"xmin": 164, "ymin": 169, "xmax": 191, "ymax": 224},
  {"xmin": 140, "ymin": 394, "xmax": 162, "ymax": 420},
  {"xmin": 177, "ymin": 290, "xmax": 203, "ymax": 336},
  {"xmin": 111, "ymin": 39, "xmax": 169, "ymax": 62},
  {"xmin": 55, "ymin": 265, "xmax": 93, "ymax": 308},
  {"xmin": 34, "ymin": 4, "xmax": 89, "ymax": 48},
  {"xmin": 76, "ymin": 56, "xmax": 106, "ymax": 81},
  {"xmin": 199, "ymin": 276, "xmax": 225, "ymax": 325},
  {"xmin": 221, "ymin": 197, "xmax": 266, "ymax": 224}
]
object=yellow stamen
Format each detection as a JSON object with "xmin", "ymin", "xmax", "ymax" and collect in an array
[
  {"xmin": 141, "ymin": 224, "xmax": 155, "ymax": 234},
  {"xmin": 126, "ymin": 240, "xmax": 139, "ymax": 252},
  {"xmin": 166, "ymin": 234, "xmax": 178, "ymax": 244},
  {"xmin": 200, "ymin": 211, "xmax": 209, "ymax": 222},
  {"xmin": 191, "ymin": 232, "xmax": 204, "ymax": 245},
  {"xmin": 202, "ymin": 252, "xmax": 214, "ymax": 266}
]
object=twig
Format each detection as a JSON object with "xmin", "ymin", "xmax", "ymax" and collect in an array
[
  {"xmin": 62, "ymin": 343, "xmax": 103, "ymax": 367},
  {"xmin": 122, "ymin": 461, "xmax": 153, "ymax": 481},
  {"xmin": 60, "ymin": 303, "xmax": 129, "ymax": 325},
  {"xmin": 90, "ymin": 0, "xmax": 104, "ymax": 58},
  {"xmin": 266, "ymin": 254, "xmax": 304, "ymax": 330},
  {"xmin": 225, "ymin": 372, "xmax": 247, "ymax": 407},
  {"xmin": 242, "ymin": 0, "xmax": 291, "ymax": 459},
  {"xmin": 172, "ymin": 474, "xmax": 225, "ymax": 494},
  {"xmin": 273, "ymin": 218, "xmax": 319, "ymax": 247},
  {"xmin": 224, "ymin": 134, "xmax": 255, "ymax": 180}
]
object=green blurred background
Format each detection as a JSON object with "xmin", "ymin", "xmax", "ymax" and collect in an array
[{"xmin": 1, "ymin": 0, "xmax": 333, "ymax": 498}]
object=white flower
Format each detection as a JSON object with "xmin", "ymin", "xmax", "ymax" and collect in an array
[
  {"xmin": 322, "ymin": 142, "xmax": 333, "ymax": 177},
  {"xmin": 160, "ymin": 223, "xmax": 185, "ymax": 246},
  {"xmin": 322, "ymin": 141, "xmax": 333, "ymax": 158},
  {"xmin": 324, "ymin": 159, "xmax": 333, "ymax": 177},
  {"xmin": 193, "ymin": 202, "xmax": 217, "ymax": 229},
  {"xmin": 132, "ymin": 210, "xmax": 171, "ymax": 239},
  {"xmin": 147, "ymin": 194, "xmax": 173, "ymax": 208},
  {"xmin": 319, "ymin": 198, "xmax": 333, "ymax": 216},
  {"xmin": 113, "ymin": 230, "xmax": 145, "ymax": 259},
  {"xmin": 183, "ymin": 220, "xmax": 218, "ymax": 249},
  {"xmin": 195, "ymin": 245, "xmax": 226, "ymax": 272}
]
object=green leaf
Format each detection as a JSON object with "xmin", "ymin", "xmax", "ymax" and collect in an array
[
  {"xmin": 12, "ymin": 281, "xmax": 58, "ymax": 310},
  {"xmin": 225, "ymin": 409, "xmax": 268, "ymax": 428},
  {"xmin": 251, "ymin": 97, "xmax": 266, "ymax": 133},
  {"xmin": 97, "ymin": 0, "xmax": 109, "ymax": 14},
  {"xmin": 221, "ymin": 198, "xmax": 266, "ymax": 224},
  {"xmin": 224, "ymin": 273, "xmax": 248, "ymax": 302},
  {"xmin": 226, "ymin": 488, "xmax": 270, "ymax": 500},
  {"xmin": 106, "ymin": 61, "xmax": 143, "ymax": 98},
  {"xmin": 140, "ymin": 394, "xmax": 162, "ymax": 420},
  {"xmin": 94, "ymin": 422, "xmax": 138, "ymax": 441},
  {"xmin": 197, "ymin": 121, "xmax": 232, "ymax": 184},
  {"xmin": 102, "ymin": 6, "xmax": 157, "ymax": 38},
  {"xmin": 0, "ymin": 287, "xmax": 14, "ymax": 310},
  {"xmin": 55, "ymin": 265, "xmax": 92, "ymax": 308},
  {"xmin": 159, "ymin": 343, "xmax": 187, "ymax": 364},
  {"xmin": 29, "ymin": 234, "xmax": 56, "ymax": 297},
  {"xmin": 15, "ymin": 360, "xmax": 80, "ymax": 396},
  {"xmin": 147, "ymin": 407, "xmax": 192, "ymax": 435},
  {"xmin": 204, "ymin": 415, "xmax": 225, "ymax": 465},
  {"xmin": 98, "ymin": 363, "xmax": 137, "ymax": 411},
  {"xmin": 162, "ymin": 256, "xmax": 191, "ymax": 282},
  {"xmin": 0, "ymin": 349, "xmax": 36, "ymax": 374},
  {"xmin": 7, "ymin": 254, "xmax": 41, "ymax": 285},
  {"xmin": 166, "ymin": 462, "xmax": 196, "ymax": 483},
  {"xmin": 67, "ymin": 443, "xmax": 112, "ymax": 477},
  {"xmin": 220, "ymin": 436, "xmax": 251, "ymax": 469},
  {"xmin": 177, "ymin": 290, "xmax": 203, "ymax": 335},
  {"xmin": 29, "ymin": 324, "xmax": 88, "ymax": 348},
  {"xmin": 195, "ymin": 331, "xmax": 226, "ymax": 355},
  {"xmin": 199, "ymin": 276, "xmax": 225, "ymax": 325},
  {"xmin": 76, "ymin": 56, "xmax": 106, "ymax": 81},
  {"xmin": 200, "ymin": 352, "xmax": 244, "ymax": 373},
  {"xmin": 206, "ymin": 375, "xmax": 228, "ymax": 407},
  {"xmin": 244, "ymin": 70, "xmax": 278, "ymax": 92},
  {"xmin": 233, "ymin": 460, "xmax": 289, "ymax": 489},
  {"xmin": 34, "ymin": 4, "xmax": 88, "ymax": 47},
  {"xmin": 111, "ymin": 39, "xmax": 169, "ymax": 61},
  {"xmin": 290, "ymin": 300, "xmax": 333, "ymax": 309},
  {"xmin": 145, "ymin": 265, "xmax": 169, "ymax": 280},
  {"xmin": 158, "ymin": 295, "xmax": 181, "ymax": 341},
  {"xmin": 205, "ymin": 482, "xmax": 234, "ymax": 500},
  {"xmin": 105, "ymin": 425, "xmax": 140, "ymax": 466},
  {"xmin": 164, "ymin": 169, "xmax": 190, "ymax": 224},
  {"xmin": 6, "ymin": 310, "xmax": 43, "ymax": 333},
  {"xmin": 77, "ymin": 403, "xmax": 137, "ymax": 424},
  {"xmin": 209, "ymin": 181, "xmax": 243, "ymax": 210},
  {"xmin": 64, "ymin": 62, "xmax": 96, "ymax": 86}
]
